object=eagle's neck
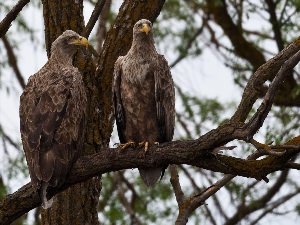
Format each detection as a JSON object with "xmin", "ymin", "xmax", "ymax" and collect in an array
[
  {"xmin": 49, "ymin": 47, "xmax": 74, "ymax": 66},
  {"xmin": 130, "ymin": 36, "xmax": 157, "ymax": 57}
]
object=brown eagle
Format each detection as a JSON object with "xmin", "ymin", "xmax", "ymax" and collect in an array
[
  {"xmin": 113, "ymin": 19, "xmax": 175, "ymax": 187},
  {"xmin": 20, "ymin": 30, "xmax": 88, "ymax": 208}
]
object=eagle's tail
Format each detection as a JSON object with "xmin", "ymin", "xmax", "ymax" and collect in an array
[
  {"xmin": 139, "ymin": 168, "xmax": 163, "ymax": 187},
  {"xmin": 40, "ymin": 182, "xmax": 54, "ymax": 209}
]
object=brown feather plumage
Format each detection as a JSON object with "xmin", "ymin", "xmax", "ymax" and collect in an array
[
  {"xmin": 20, "ymin": 30, "xmax": 87, "ymax": 207},
  {"xmin": 113, "ymin": 19, "xmax": 175, "ymax": 187}
]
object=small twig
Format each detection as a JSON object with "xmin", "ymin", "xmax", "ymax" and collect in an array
[
  {"xmin": 83, "ymin": 0, "xmax": 106, "ymax": 38},
  {"xmin": 250, "ymin": 138, "xmax": 285, "ymax": 156},
  {"xmin": 249, "ymin": 190, "xmax": 300, "ymax": 225},
  {"xmin": 115, "ymin": 173, "xmax": 143, "ymax": 225},
  {"xmin": 2, "ymin": 36, "xmax": 26, "ymax": 89},
  {"xmin": 0, "ymin": 125, "xmax": 21, "ymax": 152},
  {"xmin": 0, "ymin": 0, "xmax": 30, "ymax": 38},
  {"xmin": 170, "ymin": 17, "xmax": 207, "ymax": 68}
]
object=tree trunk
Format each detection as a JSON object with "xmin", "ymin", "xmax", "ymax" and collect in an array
[{"xmin": 40, "ymin": 0, "xmax": 102, "ymax": 224}]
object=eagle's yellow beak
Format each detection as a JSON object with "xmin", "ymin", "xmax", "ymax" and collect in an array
[
  {"xmin": 69, "ymin": 36, "xmax": 89, "ymax": 48},
  {"xmin": 140, "ymin": 23, "xmax": 151, "ymax": 34}
]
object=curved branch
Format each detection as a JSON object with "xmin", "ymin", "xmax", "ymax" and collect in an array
[
  {"xmin": 0, "ymin": 0, "xmax": 30, "ymax": 38},
  {"xmin": 1, "ymin": 36, "xmax": 26, "ymax": 89}
]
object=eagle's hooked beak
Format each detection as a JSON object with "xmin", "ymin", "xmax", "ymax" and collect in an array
[
  {"xmin": 69, "ymin": 36, "xmax": 89, "ymax": 49},
  {"xmin": 140, "ymin": 23, "xmax": 151, "ymax": 34}
]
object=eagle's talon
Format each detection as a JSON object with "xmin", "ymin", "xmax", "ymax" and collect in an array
[
  {"xmin": 138, "ymin": 141, "xmax": 149, "ymax": 152},
  {"xmin": 118, "ymin": 141, "xmax": 136, "ymax": 150}
]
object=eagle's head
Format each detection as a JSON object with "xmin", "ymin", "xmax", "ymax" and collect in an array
[
  {"xmin": 50, "ymin": 30, "xmax": 89, "ymax": 59},
  {"xmin": 133, "ymin": 19, "xmax": 153, "ymax": 38}
]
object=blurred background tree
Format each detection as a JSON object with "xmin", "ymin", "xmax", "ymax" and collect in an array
[{"xmin": 1, "ymin": 0, "xmax": 300, "ymax": 224}]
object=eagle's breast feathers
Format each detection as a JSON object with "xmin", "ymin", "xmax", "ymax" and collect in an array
[{"xmin": 112, "ymin": 19, "xmax": 175, "ymax": 187}]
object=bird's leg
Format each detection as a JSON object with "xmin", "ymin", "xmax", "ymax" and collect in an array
[
  {"xmin": 138, "ymin": 141, "xmax": 159, "ymax": 153},
  {"xmin": 117, "ymin": 141, "xmax": 136, "ymax": 150}
]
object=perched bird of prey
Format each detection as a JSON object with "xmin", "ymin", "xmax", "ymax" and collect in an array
[
  {"xmin": 20, "ymin": 30, "xmax": 88, "ymax": 208},
  {"xmin": 113, "ymin": 19, "xmax": 175, "ymax": 187}
]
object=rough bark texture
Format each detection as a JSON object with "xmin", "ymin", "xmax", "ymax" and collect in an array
[{"xmin": 40, "ymin": 0, "xmax": 101, "ymax": 224}]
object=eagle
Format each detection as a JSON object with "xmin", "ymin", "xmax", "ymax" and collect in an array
[
  {"xmin": 20, "ymin": 30, "xmax": 88, "ymax": 208},
  {"xmin": 113, "ymin": 19, "xmax": 175, "ymax": 187}
]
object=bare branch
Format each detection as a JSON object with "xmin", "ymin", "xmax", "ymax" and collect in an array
[
  {"xmin": 115, "ymin": 173, "xmax": 143, "ymax": 225},
  {"xmin": 224, "ymin": 169, "xmax": 289, "ymax": 225},
  {"xmin": 1, "ymin": 36, "xmax": 26, "ymax": 89},
  {"xmin": 174, "ymin": 150, "xmax": 264, "ymax": 225},
  {"xmin": 0, "ymin": 0, "xmax": 30, "ymax": 38},
  {"xmin": 170, "ymin": 17, "xmax": 207, "ymax": 68},
  {"xmin": 170, "ymin": 165, "xmax": 185, "ymax": 205},
  {"xmin": 249, "ymin": 190, "xmax": 299, "ymax": 225},
  {"xmin": 84, "ymin": 0, "xmax": 106, "ymax": 38},
  {"xmin": 233, "ymin": 48, "xmax": 300, "ymax": 138},
  {"xmin": 0, "ymin": 125, "xmax": 21, "ymax": 151}
]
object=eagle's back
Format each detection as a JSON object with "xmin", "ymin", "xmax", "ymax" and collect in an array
[{"xmin": 20, "ymin": 62, "xmax": 87, "ymax": 189}]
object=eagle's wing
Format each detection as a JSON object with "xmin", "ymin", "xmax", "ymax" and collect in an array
[
  {"xmin": 112, "ymin": 56, "xmax": 126, "ymax": 143},
  {"xmin": 20, "ymin": 68, "xmax": 85, "ymax": 189},
  {"xmin": 154, "ymin": 55, "xmax": 175, "ymax": 142}
]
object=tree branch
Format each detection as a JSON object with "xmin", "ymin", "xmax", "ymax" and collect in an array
[
  {"xmin": 232, "ymin": 38, "xmax": 300, "ymax": 122},
  {"xmin": 1, "ymin": 137, "xmax": 300, "ymax": 225},
  {"xmin": 0, "ymin": 0, "xmax": 30, "ymax": 38},
  {"xmin": 83, "ymin": 0, "xmax": 106, "ymax": 38},
  {"xmin": 170, "ymin": 165, "xmax": 185, "ymax": 205},
  {"xmin": 1, "ymin": 36, "xmax": 26, "ymax": 89}
]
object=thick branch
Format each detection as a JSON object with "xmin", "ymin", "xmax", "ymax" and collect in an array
[
  {"xmin": 1, "ymin": 138, "xmax": 300, "ymax": 225},
  {"xmin": 234, "ymin": 49, "xmax": 300, "ymax": 138},
  {"xmin": 0, "ymin": 0, "xmax": 30, "ymax": 38}
]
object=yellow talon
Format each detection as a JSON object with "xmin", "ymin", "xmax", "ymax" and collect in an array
[{"xmin": 118, "ymin": 141, "xmax": 136, "ymax": 150}]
